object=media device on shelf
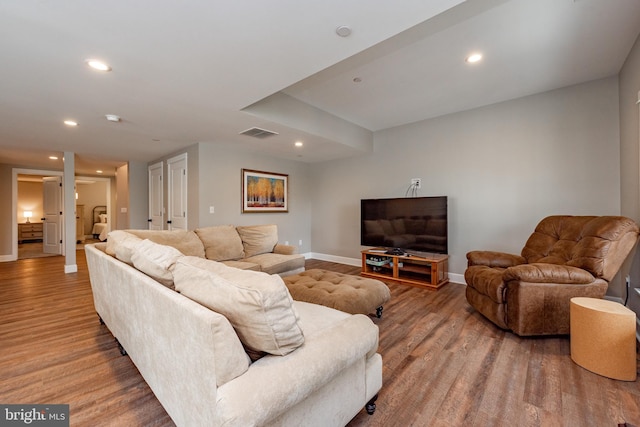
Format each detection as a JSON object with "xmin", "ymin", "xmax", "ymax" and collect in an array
[{"xmin": 360, "ymin": 196, "xmax": 448, "ymax": 255}]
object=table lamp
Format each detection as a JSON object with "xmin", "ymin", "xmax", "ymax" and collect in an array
[{"xmin": 24, "ymin": 211, "xmax": 33, "ymax": 223}]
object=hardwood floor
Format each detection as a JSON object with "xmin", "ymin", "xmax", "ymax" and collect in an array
[{"xmin": 1, "ymin": 254, "xmax": 639, "ymax": 426}]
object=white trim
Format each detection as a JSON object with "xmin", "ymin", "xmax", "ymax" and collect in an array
[
  {"xmin": 448, "ymin": 272, "xmax": 465, "ymax": 285},
  {"xmin": 64, "ymin": 264, "xmax": 78, "ymax": 273},
  {"xmin": 309, "ymin": 252, "xmax": 360, "ymax": 266},
  {"xmin": 603, "ymin": 295, "xmax": 624, "ymax": 304}
]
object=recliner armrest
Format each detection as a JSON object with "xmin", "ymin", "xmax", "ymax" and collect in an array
[
  {"xmin": 466, "ymin": 250, "xmax": 525, "ymax": 268},
  {"xmin": 503, "ymin": 263, "xmax": 595, "ymax": 284}
]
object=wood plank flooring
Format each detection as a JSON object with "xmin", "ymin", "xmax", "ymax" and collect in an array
[{"xmin": 1, "ymin": 254, "xmax": 639, "ymax": 426}]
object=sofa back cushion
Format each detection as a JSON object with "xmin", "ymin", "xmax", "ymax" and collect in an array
[
  {"xmin": 130, "ymin": 239, "xmax": 184, "ymax": 289},
  {"xmin": 125, "ymin": 229, "xmax": 206, "ymax": 258},
  {"xmin": 195, "ymin": 225, "xmax": 245, "ymax": 261},
  {"xmin": 521, "ymin": 215, "xmax": 639, "ymax": 280},
  {"xmin": 236, "ymin": 224, "xmax": 278, "ymax": 258},
  {"xmin": 106, "ymin": 230, "xmax": 141, "ymax": 263},
  {"xmin": 173, "ymin": 256, "xmax": 304, "ymax": 356}
]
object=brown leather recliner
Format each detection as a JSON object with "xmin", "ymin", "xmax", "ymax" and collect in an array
[{"xmin": 464, "ymin": 215, "xmax": 639, "ymax": 336}]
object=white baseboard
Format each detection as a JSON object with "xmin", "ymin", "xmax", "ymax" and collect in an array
[
  {"xmin": 0, "ymin": 254, "xmax": 17, "ymax": 262},
  {"xmin": 307, "ymin": 252, "xmax": 465, "ymax": 284},
  {"xmin": 64, "ymin": 264, "xmax": 78, "ymax": 274},
  {"xmin": 307, "ymin": 252, "xmax": 360, "ymax": 267}
]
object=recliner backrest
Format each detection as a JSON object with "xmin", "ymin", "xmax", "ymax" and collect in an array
[{"xmin": 521, "ymin": 215, "xmax": 639, "ymax": 281}]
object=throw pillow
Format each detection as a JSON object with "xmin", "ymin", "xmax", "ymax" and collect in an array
[
  {"xmin": 173, "ymin": 256, "xmax": 305, "ymax": 356},
  {"xmin": 106, "ymin": 229, "xmax": 135, "ymax": 256},
  {"xmin": 236, "ymin": 224, "xmax": 278, "ymax": 258},
  {"xmin": 130, "ymin": 239, "xmax": 183, "ymax": 289},
  {"xmin": 114, "ymin": 232, "xmax": 143, "ymax": 264},
  {"xmin": 195, "ymin": 225, "xmax": 245, "ymax": 261}
]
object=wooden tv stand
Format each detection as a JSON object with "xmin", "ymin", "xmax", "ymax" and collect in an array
[{"xmin": 361, "ymin": 248, "xmax": 449, "ymax": 290}]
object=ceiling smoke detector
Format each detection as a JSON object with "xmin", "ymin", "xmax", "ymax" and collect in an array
[
  {"xmin": 105, "ymin": 114, "xmax": 121, "ymax": 122},
  {"xmin": 336, "ymin": 26, "xmax": 352, "ymax": 37},
  {"xmin": 240, "ymin": 127, "xmax": 279, "ymax": 139}
]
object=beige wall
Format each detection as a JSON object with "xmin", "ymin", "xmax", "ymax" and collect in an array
[
  {"xmin": 310, "ymin": 77, "xmax": 622, "ymax": 286},
  {"xmin": 17, "ymin": 181, "xmax": 43, "ymax": 224},
  {"xmin": 146, "ymin": 142, "xmax": 313, "ymax": 253}
]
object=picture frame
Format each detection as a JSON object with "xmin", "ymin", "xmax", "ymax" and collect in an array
[{"xmin": 242, "ymin": 169, "xmax": 288, "ymax": 213}]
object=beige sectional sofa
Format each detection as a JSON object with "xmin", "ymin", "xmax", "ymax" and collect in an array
[
  {"xmin": 85, "ymin": 226, "xmax": 382, "ymax": 426},
  {"xmin": 108, "ymin": 224, "xmax": 305, "ymax": 276}
]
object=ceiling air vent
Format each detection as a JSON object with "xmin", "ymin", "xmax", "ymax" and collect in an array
[{"xmin": 239, "ymin": 127, "xmax": 279, "ymax": 139}]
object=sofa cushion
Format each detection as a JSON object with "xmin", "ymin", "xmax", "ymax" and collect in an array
[
  {"xmin": 243, "ymin": 253, "xmax": 305, "ymax": 275},
  {"xmin": 173, "ymin": 256, "xmax": 305, "ymax": 356},
  {"xmin": 114, "ymin": 232, "xmax": 143, "ymax": 264},
  {"xmin": 220, "ymin": 260, "xmax": 261, "ymax": 271},
  {"xmin": 106, "ymin": 230, "xmax": 141, "ymax": 261},
  {"xmin": 131, "ymin": 239, "xmax": 183, "ymax": 289},
  {"xmin": 195, "ymin": 225, "xmax": 245, "ymax": 261},
  {"xmin": 236, "ymin": 224, "xmax": 278, "ymax": 258},
  {"xmin": 125, "ymin": 229, "xmax": 206, "ymax": 258}
]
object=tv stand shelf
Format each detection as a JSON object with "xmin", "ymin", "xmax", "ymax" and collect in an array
[{"xmin": 361, "ymin": 248, "xmax": 449, "ymax": 290}]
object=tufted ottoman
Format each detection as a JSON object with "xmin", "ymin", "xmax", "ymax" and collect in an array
[{"xmin": 283, "ymin": 269, "xmax": 391, "ymax": 318}]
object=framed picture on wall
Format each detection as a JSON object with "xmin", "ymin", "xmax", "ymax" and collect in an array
[{"xmin": 242, "ymin": 169, "xmax": 288, "ymax": 213}]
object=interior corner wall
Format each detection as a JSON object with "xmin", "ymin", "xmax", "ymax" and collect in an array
[
  {"xmin": 618, "ymin": 31, "xmax": 640, "ymax": 325},
  {"xmin": 310, "ymin": 76, "xmax": 621, "ymax": 283},
  {"xmin": 196, "ymin": 142, "xmax": 312, "ymax": 253}
]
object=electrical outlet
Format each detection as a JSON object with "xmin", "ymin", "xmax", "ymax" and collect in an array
[
  {"xmin": 626, "ymin": 275, "xmax": 631, "ymax": 286},
  {"xmin": 411, "ymin": 178, "xmax": 421, "ymax": 189},
  {"xmin": 299, "ymin": 240, "xmax": 303, "ymax": 246},
  {"xmin": 209, "ymin": 206, "xmax": 215, "ymax": 214}
]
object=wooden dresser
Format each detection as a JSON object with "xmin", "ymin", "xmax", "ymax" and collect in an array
[{"xmin": 18, "ymin": 222, "xmax": 43, "ymax": 243}]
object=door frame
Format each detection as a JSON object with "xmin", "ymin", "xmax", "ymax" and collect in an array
[{"xmin": 9, "ymin": 168, "xmax": 64, "ymax": 262}]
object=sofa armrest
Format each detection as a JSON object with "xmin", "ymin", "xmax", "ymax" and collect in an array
[
  {"xmin": 215, "ymin": 314, "xmax": 379, "ymax": 426},
  {"xmin": 503, "ymin": 263, "xmax": 595, "ymax": 284},
  {"xmin": 467, "ymin": 250, "xmax": 525, "ymax": 268},
  {"xmin": 273, "ymin": 243, "xmax": 297, "ymax": 255}
]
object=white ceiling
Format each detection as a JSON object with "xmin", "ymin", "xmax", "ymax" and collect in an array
[{"xmin": 1, "ymin": 0, "xmax": 639, "ymax": 176}]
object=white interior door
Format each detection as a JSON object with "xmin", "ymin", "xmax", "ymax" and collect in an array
[
  {"xmin": 42, "ymin": 176, "xmax": 62, "ymax": 254},
  {"xmin": 167, "ymin": 154, "xmax": 187, "ymax": 230},
  {"xmin": 148, "ymin": 162, "xmax": 164, "ymax": 230}
]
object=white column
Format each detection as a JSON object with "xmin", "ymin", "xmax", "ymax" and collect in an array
[{"xmin": 63, "ymin": 152, "xmax": 77, "ymax": 273}]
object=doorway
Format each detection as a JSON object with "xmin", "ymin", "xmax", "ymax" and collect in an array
[
  {"xmin": 14, "ymin": 169, "xmax": 63, "ymax": 260},
  {"xmin": 12, "ymin": 170, "xmax": 112, "ymax": 261}
]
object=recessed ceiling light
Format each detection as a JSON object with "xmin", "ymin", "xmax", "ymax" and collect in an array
[
  {"xmin": 64, "ymin": 120, "xmax": 78, "ymax": 126},
  {"xmin": 466, "ymin": 53, "xmax": 483, "ymax": 64},
  {"xmin": 49, "ymin": 156, "xmax": 58, "ymax": 160},
  {"xmin": 85, "ymin": 59, "xmax": 112, "ymax": 72},
  {"xmin": 105, "ymin": 114, "xmax": 121, "ymax": 122},
  {"xmin": 295, "ymin": 141, "xmax": 303, "ymax": 147},
  {"xmin": 96, "ymin": 170, "xmax": 103, "ymax": 174}
]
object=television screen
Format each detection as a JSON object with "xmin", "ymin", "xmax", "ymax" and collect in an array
[{"xmin": 361, "ymin": 196, "xmax": 447, "ymax": 254}]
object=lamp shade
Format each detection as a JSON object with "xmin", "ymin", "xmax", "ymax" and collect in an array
[{"xmin": 23, "ymin": 211, "xmax": 33, "ymax": 223}]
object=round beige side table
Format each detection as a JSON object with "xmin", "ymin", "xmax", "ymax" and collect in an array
[{"xmin": 570, "ymin": 297, "xmax": 637, "ymax": 381}]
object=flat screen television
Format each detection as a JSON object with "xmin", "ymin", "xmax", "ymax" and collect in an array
[{"xmin": 361, "ymin": 196, "xmax": 448, "ymax": 254}]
